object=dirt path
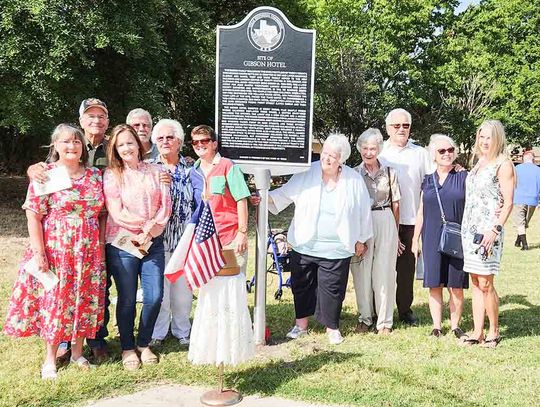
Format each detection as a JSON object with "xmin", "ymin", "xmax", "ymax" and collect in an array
[{"xmin": 88, "ymin": 384, "xmax": 350, "ymax": 407}]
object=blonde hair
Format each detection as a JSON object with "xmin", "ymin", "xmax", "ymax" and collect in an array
[
  {"xmin": 474, "ymin": 120, "xmax": 507, "ymax": 161},
  {"xmin": 46, "ymin": 124, "xmax": 88, "ymax": 166}
]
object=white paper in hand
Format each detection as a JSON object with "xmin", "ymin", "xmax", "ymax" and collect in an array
[
  {"xmin": 111, "ymin": 231, "xmax": 153, "ymax": 259},
  {"xmin": 25, "ymin": 257, "xmax": 59, "ymax": 291},
  {"xmin": 32, "ymin": 166, "xmax": 72, "ymax": 196}
]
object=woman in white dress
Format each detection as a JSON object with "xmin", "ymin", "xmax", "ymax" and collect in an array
[
  {"xmin": 461, "ymin": 120, "xmax": 515, "ymax": 348},
  {"xmin": 187, "ymin": 125, "xmax": 254, "ymax": 366}
]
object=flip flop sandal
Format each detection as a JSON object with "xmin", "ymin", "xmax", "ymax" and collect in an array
[
  {"xmin": 480, "ymin": 336, "xmax": 501, "ymax": 348},
  {"xmin": 70, "ymin": 355, "xmax": 94, "ymax": 370},
  {"xmin": 138, "ymin": 347, "xmax": 158, "ymax": 365},
  {"xmin": 122, "ymin": 352, "xmax": 141, "ymax": 371},
  {"xmin": 41, "ymin": 363, "xmax": 57, "ymax": 380},
  {"xmin": 460, "ymin": 337, "xmax": 482, "ymax": 346}
]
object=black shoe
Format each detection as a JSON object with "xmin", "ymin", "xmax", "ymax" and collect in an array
[
  {"xmin": 430, "ymin": 328, "xmax": 442, "ymax": 338},
  {"xmin": 521, "ymin": 235, "xmax": 529, "ymax": 250},
  {"xmin": 451, "ymin": 327, "xmax": 468, "ymax": 339},
  {"xmin": 399, "ymin": 312, "xmax": 418, "ymax": 326},
  {"xmin": 514, "ymin": 235, "xmax": 522, "ymax": 247},
  {"xmin": 91, "ymin": 346, "xmax": 110, "ymax": 364}
]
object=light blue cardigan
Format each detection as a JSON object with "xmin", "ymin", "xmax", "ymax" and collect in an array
[{"xmin": 268, "ymin": 161, "xmax": 373, "ymax": 254}]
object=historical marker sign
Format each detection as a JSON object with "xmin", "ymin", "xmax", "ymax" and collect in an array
[{"xmin": 216, "ymin": 7, "xmax": 316, "ymax": 175}]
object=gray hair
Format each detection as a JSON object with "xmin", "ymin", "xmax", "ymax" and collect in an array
[
  {"xmin": 356, "ymin": 128, "xmax": 384, "ymax": 153},
  {"xmin": 428, "ymin": 133, "xmax": 458, "ymax": 162},
  {"xmin": 385, "ymin": 108, "xmax": 412, "ymax": 125},
  {"xmin": 323, "ymin": 133, "xmax": 351, "ymax": 164},
  {"xmin": 151, "ymin": 119, "xmax": 185, "ymax": 144},
  {"xmin": 126, "ymin": 108, "xmax": 152, "ymax": 126}
]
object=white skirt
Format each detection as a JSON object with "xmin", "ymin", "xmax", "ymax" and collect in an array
[{"xmin": 188, "ymin": 273, "xmax": 255, "ymax": 366}]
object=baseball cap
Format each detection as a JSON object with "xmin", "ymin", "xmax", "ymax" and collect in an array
[{"xmin": 79, "ymin": 98, "xmax": 108, "ymax": 117}]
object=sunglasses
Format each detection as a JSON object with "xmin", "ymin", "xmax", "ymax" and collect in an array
[
  {"xmin": 156, "ymin": 135, "xmax": 176, "ymax": 143},
  {"xmin": 131, "ymin": 240, "xmax": 149, "ymax": 256},
  {"xmin": 437, "ymin": 147, "xmax": 455, "ymax": 155},
  {"xmin": 390, "ymin": 123, "xmax": 410, "ymax": 129},
  {"xmin": 191, "ymin": 138, "xmax": 212, "ymax": 146}
]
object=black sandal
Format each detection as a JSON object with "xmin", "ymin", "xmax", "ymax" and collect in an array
[
  {"xmin": 452, "ymin": 327, "xmax": 468, "ymax": 340},
  {"xmin": 430, "ymin": 328, "xmax": 442, "ymax": 338},
  {"xmin": 480, "ymin": 336, "xmax": 501, "ymax": 348},
  {"xmin": 460, "ymin": 337, "xmax": 482, "ymax": 346}
]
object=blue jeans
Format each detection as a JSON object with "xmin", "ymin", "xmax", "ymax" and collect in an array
[{"xmin": 106, "ymin": 236, "xmax": 165, "ymax": 350}]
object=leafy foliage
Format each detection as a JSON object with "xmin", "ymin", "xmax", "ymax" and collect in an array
[{"xmin": 0, "ymin": 0, "xmax": 539, "ymax": 171}]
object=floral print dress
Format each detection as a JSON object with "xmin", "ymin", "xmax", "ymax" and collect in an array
[
  {"xmin": 4, "ymin": 166, "xmax": 106, "ymax": 343},
  {"xmin": 461, "ymin": 158, "xmax": 505, "ymax": 275}
]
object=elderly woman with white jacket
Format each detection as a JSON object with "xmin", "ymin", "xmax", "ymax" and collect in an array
[{"xmin": 268, "ymin": 134, "xmax": 373, "ymax": 345}]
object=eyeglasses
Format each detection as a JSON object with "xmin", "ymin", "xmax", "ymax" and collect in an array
[
  {"xmin": 58, "ymin": 139, "xmax": 83, "ymax": 146},
  {"xmin": 437, "ymin": 147, "xmax": 455, "ymax": 155},
  {"xmin": 131, "ymin": 240, "xmax": 148, "ymax": 256},
  {"xmin": 390, "ymin": 123, "xmax": 410, "ymax": 129},
  {"xmin": 156, "ymin": 135, "xmax": 176, "ymax": 143},
  {"xmin": 191, "ymin": 138, "xmax": 212, "ymax": 146},
  {"xmin": 86, "ymin": 114, "xmax": 108, "ymax": 121}
]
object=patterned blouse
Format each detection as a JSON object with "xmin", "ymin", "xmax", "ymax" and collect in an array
[
  {"xmin": 103, "ymin": 162, "xmax": 172, "ymax": 243},
  {"xmin": 150, "ymin": 155, "xmax": 194, "ymax": 252}
]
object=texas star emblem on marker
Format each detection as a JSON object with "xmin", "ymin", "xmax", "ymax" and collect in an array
[{"xmin": 254, "ymin": 20, "xmax": 279, "ymax": 43}]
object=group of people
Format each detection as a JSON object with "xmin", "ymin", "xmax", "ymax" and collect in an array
[
  {"xmin": 270, "ymin": 109, "xmax": 517, "ymax": 348},
  {"xmin": 2, "ymin": 99, "xmax": 528, "ymax": 379},
  {"xmin": 4, "ymin": 98, "xmax": 254, "ymax": 379}
]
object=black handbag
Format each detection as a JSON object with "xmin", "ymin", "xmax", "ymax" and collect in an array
[{"xmin": 433, "ymin": 174, "xmax": 463, "ymax": 259}]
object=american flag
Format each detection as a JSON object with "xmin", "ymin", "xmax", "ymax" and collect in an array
[{"xmin": 164, "ymin": 201, "xmax": 225, "ymax": 289}]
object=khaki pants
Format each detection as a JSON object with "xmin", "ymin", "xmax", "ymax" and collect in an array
[
  {"xmin": 350, "ymin": 209, "xmax": 398, "ymax": 330},
  {"xmin": 513, "ymin": 204, "xmax": 536, "ymax": 235}
]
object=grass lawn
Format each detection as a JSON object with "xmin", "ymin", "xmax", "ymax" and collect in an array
[{"xmin": 0, "ymin": 175, "xmax": 539, "ymax": 407}]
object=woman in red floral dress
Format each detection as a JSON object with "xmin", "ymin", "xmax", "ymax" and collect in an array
[{"xmin": 4, "ymin": 124, "xmax": 106, "ymax": 379}]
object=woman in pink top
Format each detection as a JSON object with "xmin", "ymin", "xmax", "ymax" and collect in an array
[{"xmin": 103, "ymin": 124, "xmax": 171, "ymax": 370}]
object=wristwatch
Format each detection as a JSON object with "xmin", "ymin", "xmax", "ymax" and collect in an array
[
  {"xmin": 493, "ymin": 224, "xmax": 503, "ymax": 234},
  {"xmin": 238, "ymin": 226, "xmax": 248, "ymax": 233}
]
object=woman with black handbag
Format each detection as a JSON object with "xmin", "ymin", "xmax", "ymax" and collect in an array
[{"xmin": 412, "ymin": 134, "xmax": 468, "ymax": 339}]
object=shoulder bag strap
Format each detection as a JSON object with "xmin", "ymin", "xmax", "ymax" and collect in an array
[
  {"xmin": 432, "ymin": 173, "xmax": 446, "ymax": 223},
  {"xmin": 387, "ymin": 166, "xmax": 393, "ymax": 205}
]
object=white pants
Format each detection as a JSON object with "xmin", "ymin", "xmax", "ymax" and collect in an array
[
  {"xmin": 152, "ymin": 252, "xmax": 193, "ymax": 339},
  {"xmin": 350, "ymin": 209, "xmax": 398, "ymax": 330}
]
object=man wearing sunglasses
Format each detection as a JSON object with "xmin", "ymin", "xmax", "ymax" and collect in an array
[{"xmin": 379, "ymin": 108, "xmax": 432, "ymax": 326}]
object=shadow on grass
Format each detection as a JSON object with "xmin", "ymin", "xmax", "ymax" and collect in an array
[
  {"xmin": 499, "ymin": 294, "xmax": 540, "ymax": 338},
  {"xmin": 234, "ymin": 350, "xmax": 360, "ymax": 396},
  {"xmin": 410, "ymin": 294, "xmax": 540, "ymax": 339}
]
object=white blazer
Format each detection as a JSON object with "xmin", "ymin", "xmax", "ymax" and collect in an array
[{"xmin": 268, "ymin": 161, "xmax": 373, "ymax": 255}]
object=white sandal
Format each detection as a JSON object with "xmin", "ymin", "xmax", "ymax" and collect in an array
[
  {"xmin": 41, "ymin": 363, "xmax": 57, "ymax": 380},
  {"xmin": 70, "ymin": 355, "xmax": 94, "ymax": 370}
]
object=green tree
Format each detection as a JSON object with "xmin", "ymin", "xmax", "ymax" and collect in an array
[
  {"xmin": 304, "ymin": 0, "xmax": 458, "ymax": 164},
  {"xmin": 432, "ymin": 0, "xmax": 540, "ymax": 152}
]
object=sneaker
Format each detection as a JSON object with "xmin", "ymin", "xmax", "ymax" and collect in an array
[
  {"xmin": 327, "ymin": 330, "xmax": 344, "ymax": 345},
  {"xmin": 149, "ymin": 339, "xmax": 162, "ymax": 347},
  {"xmin": 286, "ymin": 325, "xmax": 307, "ymax": 339},
  {"xmin": 178, "ymin": 336, "xmax": 190, "ymax": 346}
]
